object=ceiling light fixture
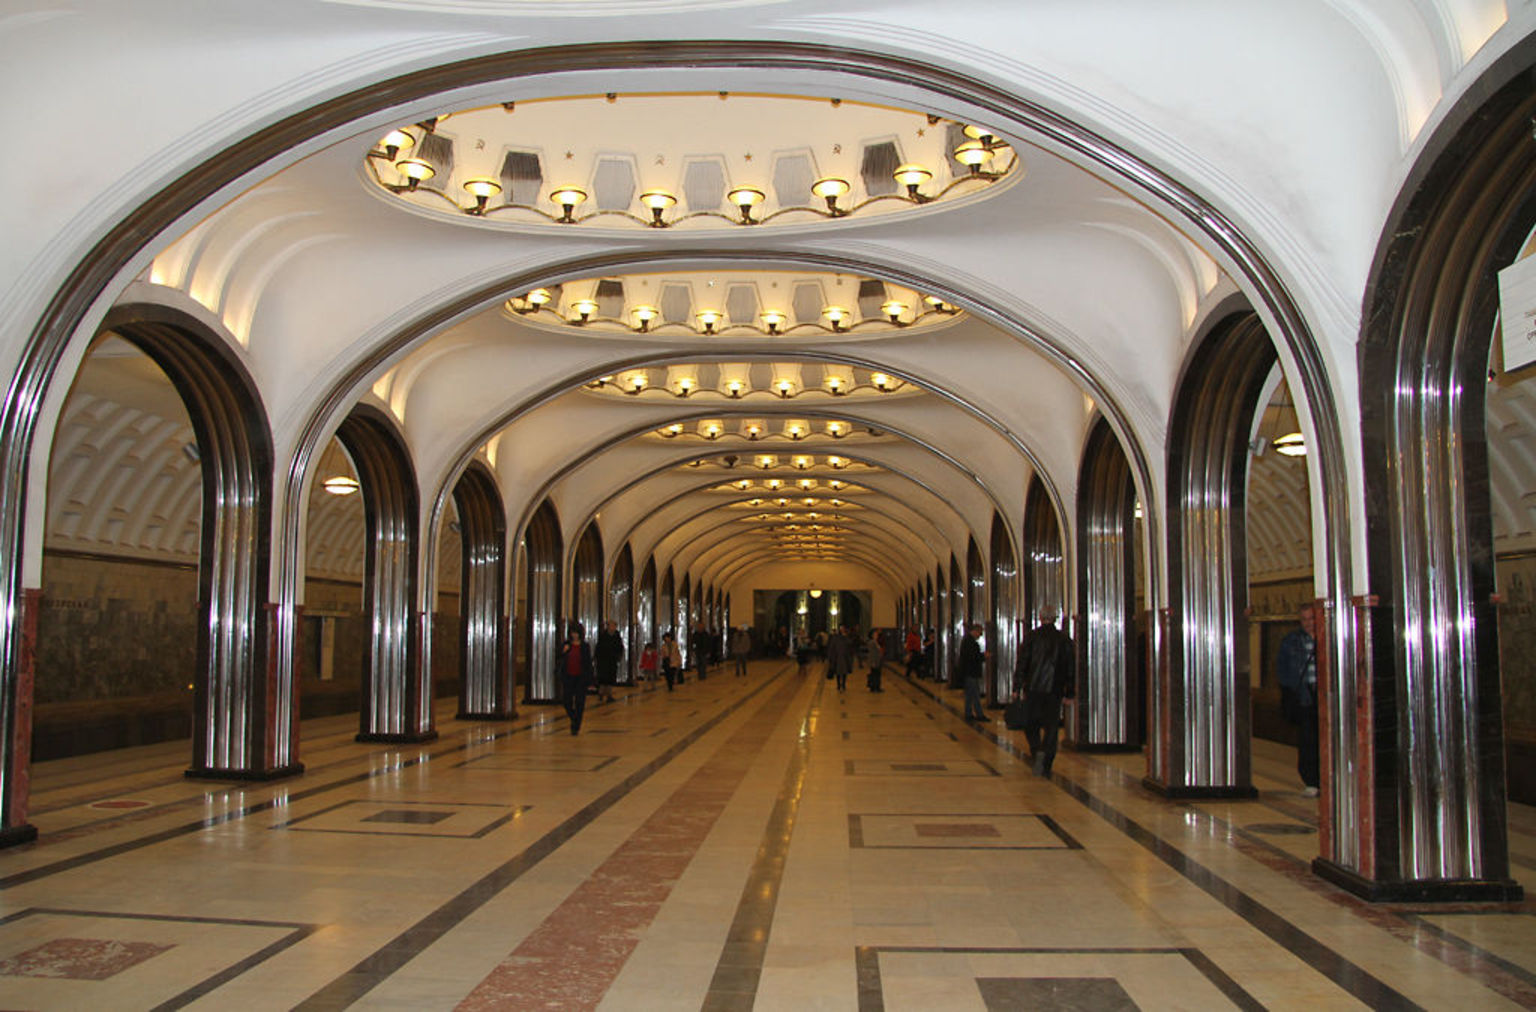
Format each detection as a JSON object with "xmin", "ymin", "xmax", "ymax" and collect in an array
[
  {"xmin": 395, "ymin": 158, "xmax": 435, "ymax": 190},
  {"xmin": 639, "ymin": 189, "xmax": 676, "ymax": 227},
  {"xmin": 746, "ymin": 424, "xmax": 763, "ymax": 440},
  {"xmin": 703, "ymin": 421, "xmax": 722, "ymax": 439},
  {"xmin": 571, "ymin": 299, "xmax": 598, "ymax": 324},
  {"xmin": 726, "ymin": 378, "xmax": 745, "ymax": 398},
  {"xmin": 550, "ymin": 186, "xmax": 588, "ymax": 223},
  {"xmin": 761, "ymin": 311, "xmax": 785, "ymax": 335},
  {"xmin": 627, "ymin": 374, "xmax": 648, "ymax": 395},
  {"xmin": 675, "ymin": 376, "xmax": 696, "ymax": 397},
  {"xmin": 786, "ymin": 423, "xmax": 805, "ymax": 441},
  {"xmin": 697, "ymin": 310, "xmax": 721, "ymax": 335},
  {"xmin": 811, "ymin": 176, "xmax": 851, "ymax": 216},
  {"xmin": 953, "ymin": 140, "xmax": 995, "ymax": 174},
  {"xmin": 893, "ymin": 164, "xmax": 933, "ymax": 201},
  {"xmin": 727, "ymin": 186, "xmax": 766, "ymax": 224},
  {"xmin": 871, "ymin": 372, "xmax": 893, "ymax": 391},
  {"xmin": 379, "ymin": 130, "xmax": 415, "ymax": 161},
  {"xmin": 776, "ymin": 378, "xmax": 794, "ymax": 399},
  {"xmin": 823, "ymin": 306, "xmax": 849, "ymax": 333},
  {"xmin": 826, "ymin": 421, "xmax": 846, "ymax": 438},
  {"xmin": 881, "ymin": 301, "xmax": 908, "ymax": 325},
  {"xmin": 661, "ymin": 423, "xmax": 683, "ymax": 438},
  {"xmin": 1274, "ymin": 432, "xmax": 1307, "ymax": 457},
  {"xmin": 323, "ymin": 475, "xmax": 360, "ymax": 496},
  {"xmin": 462, "ymin": 178, "xmax": 502, "ymax": 214},
  {"xmin": 631, "ymin": 305, "xmax": 657, "ymax": 332}
]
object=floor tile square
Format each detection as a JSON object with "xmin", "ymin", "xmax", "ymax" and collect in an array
[
  {"xmin": 273, "ymin": 800, "xmax": 528, "ymax": 838},
  {"xmin": 0, "ymin": 937, "xmax": 173, "ymax": 980}
]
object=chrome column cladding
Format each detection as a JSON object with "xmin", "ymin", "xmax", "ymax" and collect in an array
[
  {"xmin": 1352, "ymin": 55, "xmax": 1536, "ymax": 897},
  {"xmin": 1162, "ymin": 312, "xmax": 1273, "ymax": 795},
  {"xmin": 1023, "ymin": 476, "xmax": 1065, "ymax": 625},
  {"xmin": 948, "ymin": 554, "xmax": 964, "ymax": 688},
  {"xmin": 573, "ymin": 523, "xmax": 604, "ymax": 648},
  {"xmin": 610, "ymin": 544, "xmax": 634, "ymax": 684},
  {"xmin": 677, "ymin": 574, "xmax": 692, "ymax": 664},
  {"xmin": 337, "ymin": 407, "xmax": 430, "ymax": 743},
  {"xmin": 104, "ymin": 307, "xmax": 286, "ymax": 780},
  {"xmin": 637, "ymin": 556, "xmax": 657, "ymax": 682},
  {"xmin": 452, "ymin": 463, "xmax": 510, "ymax": 720},
  {"xmin": 989, "ymin": 512, "xmax": 1019, "ymax": 703},
  {"xmin": 1075, "ymin": 418, "xmax": 1138, "ymax": 747},
  {"xmin": 522, "ymin": 499, "xmax": 563, "ymax": 703}
]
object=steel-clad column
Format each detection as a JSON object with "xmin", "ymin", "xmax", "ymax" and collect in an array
[
  {"xmin": 610, "ymin": 545, "xmax": 634, "ymax": 684},
  {"xmin": 1074, "ymin": 418, "xmax": 1139, "ymax": 749},
  {"xmin": 522, "ymin": 500, "xmax": 562, "ymax": 704},
  {"xmin": 452, "ymin": 462, "xmax": 510, "ymax": 720},
  {"xmin": 989, "ymin": 513, "xmax": 1019, "ymax": 703},
  {"xmin": 337, "ymin": 408, "xmax": 432, "ymax": 744},
  {"xmin": 1154, "ymin": 313, "xmax": 1271, "ymax": 797}
]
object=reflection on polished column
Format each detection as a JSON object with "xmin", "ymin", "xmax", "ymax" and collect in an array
[
  {"xmin": 452, "ymin": 463, "xmax": 510, "ymax": 720},
  {"xmin": 522, "ymin": 499, "xmax": 563, "ymax": 704}
]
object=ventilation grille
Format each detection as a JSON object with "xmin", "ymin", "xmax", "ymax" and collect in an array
[
  {"xmin": 660, "ymin": 283, "xmax": 693, "ymax": 324},
  {"xmin": 683, "ymin": 160, "xmax": 726, "ymax": 211},
  {"xmin": 792, "ymin": 282, "xmax": 824, "ymax": 324},
  {"xmin": 772, "ymin": 151, "xmax": 816, "ymax": 207},
  {"xmin": 592, "ymin": 156, "xmax": 636, "ymax": 211},
  {"xmin": 860, "ymin": 141, "xmax": 900, "ymax": 196},
  {"xmin": 499, "ymin": 151, "xmax": 544, "ymax": 205}
]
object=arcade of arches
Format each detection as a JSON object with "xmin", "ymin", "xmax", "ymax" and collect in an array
[{"xmin": 3, "ymin": 5, "xmax": 1536, "ymax": 1008}]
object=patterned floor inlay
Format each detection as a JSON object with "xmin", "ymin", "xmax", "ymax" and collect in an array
[
  {"xmin": 272, "ymin": 799, "xmax": 527, "ymax": 838},
  {"xmin": 849, "ymin": 813, "xmax": 1082, "ymax": 849},
  {"xmin": 0, "ymin": 908, "xmax": 313, "ymax": 1008},
  {"xmin": 844, "ymin": 758, "xmax": 1000, "ymax": 777},
  {"xmin": 855, "ymin": 947, "xmax": 1261, "ymax": 1012}
]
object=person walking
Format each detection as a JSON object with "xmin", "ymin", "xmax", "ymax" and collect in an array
[
  {"xmin": 660, "ymin": 631, "xmax": 682, "ymax": 691},
  {"xmin": 904, "ymin": 626, "xmax": 923, "ymax": 679},
  {"xmin": 959, "ymin": 623, "xmax": 988, "ymax": 723},
  {"xmin": 557, "ymin": 623, "xmax": 594, "ymax": 735},
  {"xmin": 794, "ymin": 629, "xmax": 812, "ymax": 677},
  {"xmin": 827, "ymin": 625, "xmax": 854, "ymax": 691},
  {"xmin": 1277, "ymin": 606, "xmax": 1321, "ymax": 797},
  {"xmin": 1015, "ymin": 608, "xmax": 1076, "ymax": 775},
  {"xmin": 594, "ymin": 619, "xmax": 624, "ymax": 703},
  {"xmin": 690, "ymin": 622, "xmax": 710, "ymax": 681},
  {"xmin": 731, "ymin": 625, "xmax": 751, "ymax": 677}
]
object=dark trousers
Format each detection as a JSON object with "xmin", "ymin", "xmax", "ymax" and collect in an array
[
  {"xmin": 1297, "ymin": 704, "xmax": 1320, "ymax": 788},
  {"xmin": 867, "ymin": 663, "xmax": 882, "ymax": 692},
  {"xmin": 963, "ymin": 677, "xmax": 984, "ymax": 720},
  {"xmin": 662, "ymin": 663, "xmax": 676, "ymax": 691},
  {"xmin": 562, "ymin": 676, "xmax": 588, "ymax": 733},
  {"xmin": 835, "ymin": 664, "xmax": 848, "ymax": 690},
  {"xmin": 735, "ymin": 655, "xmax": 748, "ymax": 676},
  {"xmin": 1023, "ymin": 694, "xmax": 1063, "ymax": 773},
  {"xmin": 696, "ymin": 658, "xmax": 708, "ymax": 681}
]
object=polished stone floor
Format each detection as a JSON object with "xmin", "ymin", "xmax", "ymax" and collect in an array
[{"xmin": 2, "ymin": 661, "xmax": 1532, "ymax": 1010}]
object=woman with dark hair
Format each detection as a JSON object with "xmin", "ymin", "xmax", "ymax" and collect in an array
[{"xmin": 558, "ymin": 623, "xmax": 594, "ymax": 734}]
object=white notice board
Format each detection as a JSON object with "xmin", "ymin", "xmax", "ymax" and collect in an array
[{"xmin": 1498, "ymin": 254, "xmax": 1536, "ymax": 372}]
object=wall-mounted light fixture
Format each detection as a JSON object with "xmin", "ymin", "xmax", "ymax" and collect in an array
[
  {"xmin": 761, "ymin": 311, "xmax": 785, "ymax": 335},
  {"xmin": 726, "ymin": 378, "xmax": 745, "ymax": 398},
  {"xmin": 746, "ymin": 423, "xmax": 763, "ymax": 440},
  {"xmin": 826, "ymin": 421, "xmax": 846, "ymax": 438},
  {"xmin": 697, "ymin": 310, "xmax": 721, "ymax": 335},
  {"xmin": 674, "ymin": 375, "xmax": 696, "ymax": 397},
  {"xmin": 626, "ymin": 373, "xmax": 648, "ymax": 395},
  {"xmin": 786, "ymin": 422, "xmax": 805, "ymax": 440},
  {"xmin": 379, "ymin": 130, "xmax": 415, "ymax": 161},
  {"xmin": 871, "ymin": 372, "xmax": 893, "ymax": 391},
  {"xmin": 775, "ymin": 378, "xmax": 795, "ymax": 399},
  {"xmin": 571, "ymin": 299, "xmax": 598, "ymax": 323},
  {"xmin": 632, "ymin": 305, "xmax": 657, "ymax": 332},
  {"xmin": 953, "ymin": 140, "xmax": 995, "ymax": 175},
  {"xmin": 823, "ymin": 306, "xmax": 849, "ymax": 333},
  {"xmin": 660, "ymin": 423, "xmax": 684, "ymax": 438},
  {"xmin": 703, "ymin": 421, "xmax": 722, "ymax": 440}
]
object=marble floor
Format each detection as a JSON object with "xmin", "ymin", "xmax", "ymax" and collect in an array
[{"xmin": 1, "ymin": 662, "xmax": 1532, "ymax": 1010}]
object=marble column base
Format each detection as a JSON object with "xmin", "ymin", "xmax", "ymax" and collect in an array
[
  {"xmin": 0, "ymin": 823, "xmax": 38, "ymax": 849},
  {"xmin": 457, "ymin": 710, "xmax": 516, "ymax": 721},
  {"xmin": 1142, "ymin": 776, "xmax": 1258, "ymax": 800},
  {"xmin": 355, "ymin": 731, "xmax": 438, "ymax": 745},
  {"xmin": 184, "ymin": 762, "xmax": 305, "ymax": 782},
  {"xmin": 1313, "ymin": 858, "xmax": 1526, "ymax": 903}
]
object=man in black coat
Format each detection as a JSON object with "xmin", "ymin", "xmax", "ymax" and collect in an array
[
  {"xmin": 826, "ymin": 625, "xmax": 854, "ymax": 691},
  {"xmin": 1015, "ymin": 608, "xmax": 1075, "ymax": 775},
  {"xmin": 959, "ymin": 623, "xmax": 987, "ymax": 722},
  {"xmin": 593, "ymin": 620, "xmax": 624, "ymax": 702}
]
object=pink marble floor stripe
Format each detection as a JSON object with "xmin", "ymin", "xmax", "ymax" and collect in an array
[{"xmin": 457, "ymin": 679, "xmax": 803, "ymax": 1011}]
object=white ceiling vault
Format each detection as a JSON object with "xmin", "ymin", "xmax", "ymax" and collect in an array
[{"xmin": 9, "ymin": 1, "xmax": 1535, "ymax": 608}]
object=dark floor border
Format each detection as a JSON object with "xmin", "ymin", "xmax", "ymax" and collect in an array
[
  {"xmin": 0, "ymin": 905, "xmax": 316, "ymax": 1012},
  {"xmin": 853, "ymin": 945, "xmax": 1263, "ymax": 1012},
  {"xmin": 897, "ymin": 675, "xmax": 1425, "ymax": 1011},
  {"xmin": 294, "ymin": 667, "xmax": 789, "ymax": 1010}
]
